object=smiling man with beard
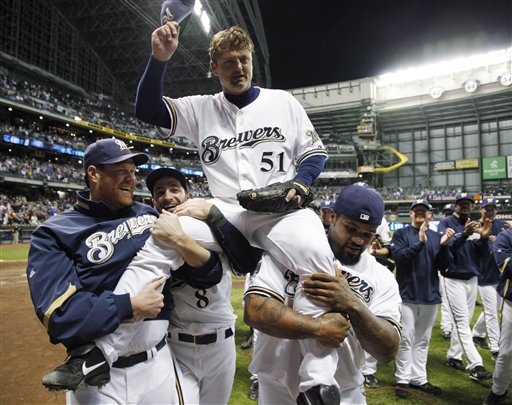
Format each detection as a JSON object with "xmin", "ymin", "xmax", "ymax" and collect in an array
[{"xmin": 244, "ymin": 185, "xmax": 402, "ymax": 404}]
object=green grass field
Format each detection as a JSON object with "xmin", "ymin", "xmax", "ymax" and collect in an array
[{"xmin": 2, "ymin": 244, "xmax": 503, "ymax": 404}]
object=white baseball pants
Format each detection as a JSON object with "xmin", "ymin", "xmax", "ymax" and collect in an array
[
  {"xmin": 444, "ymin": 276, "xmax": 484, "ymax": 369},
  {"xmin": 395, "ymin": 303, "xmax": 437, "ymax": 385},
  {"xmin": 472, "ymin": 283, "xmax": 501, "ymax": 353}
]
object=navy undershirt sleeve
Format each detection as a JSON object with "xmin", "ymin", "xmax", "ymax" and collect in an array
[
  {"xmin": 294, "ymin": 155, "xmax": 326, "ymax": 186},
  {"xmin": 135, "ymin": 56, "xmax": 171, "ymax": 128}
]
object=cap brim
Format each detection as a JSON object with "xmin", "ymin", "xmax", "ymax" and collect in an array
[
  {"xmin": 456, "ymin": 197, "xmax": 474, "ymax": 204},
  {"xmin": 146, "ymin": 167, "xmax": 188, "ymax": 194},
  {"xmin": 102, "ymin": 152, "xmax": 149, "ymax": 166}
]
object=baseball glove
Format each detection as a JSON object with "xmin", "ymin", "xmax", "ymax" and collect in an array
[{"xmin": 236, "ymin": 180, "xmax": 314, "ymax": 214}]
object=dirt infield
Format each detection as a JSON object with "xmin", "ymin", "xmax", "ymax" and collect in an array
[
  {"xmin": 0, "ymin": 260, "xmax": 66, "ymax": 405},
  {"xmin": 0, "ymin": 260, "xmax": 246, "ymax": 404}
]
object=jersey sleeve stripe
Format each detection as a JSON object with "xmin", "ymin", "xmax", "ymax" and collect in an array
[
  {"xmin": 162, "ymin": 96, "xmax": 178, "ymax": 136},
  {"xmin": 43, "ymin": 283, "xmax": 77, "ymax": 329},
  {"xmin": 296, "ymin": 148, "xmax": 328, "ymax": 167},
  {"xmin": 244, "ymin": 286, "xmax": 285, "ymax": 304}
]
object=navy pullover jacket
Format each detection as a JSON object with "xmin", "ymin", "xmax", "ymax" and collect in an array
[
  {"xmin": 391, "ymin": 225, "xmax": 452, "ymax": 304},
  {"xmin": 437, "ymin": 212, "xmax": 490, "ymax": 280}
]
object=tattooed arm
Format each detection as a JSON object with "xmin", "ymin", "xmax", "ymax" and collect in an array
[
  {"xmin": 243, "ymin": 294, "xmax": 349, "ymax": 348},
  {"xmin": 303, "ymin": 272, "xmax": 400, "ymax": 363}
]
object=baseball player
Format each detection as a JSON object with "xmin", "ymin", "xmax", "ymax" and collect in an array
[
  {"xmin": 28, "ymin": 138, "xmax": 194, "ymax": 404},
  {"xmin": 136, "ymin": 20, "xmax": 343, "ymax": 399},
  {"xmin": 244, "ymin": 185, "xmax": 402, "ymax": 404},
  {"xmin": 147, "ymin": 167, "xmax": 262, "ymax": 405},
  {"xmin": 471, "ymin": 198, "xmax": 508, "ymax": 359},
  {"xmin": 484, "ymin": 227, "xmax": 512, "ymax": 405},
  {"xmin": 319, "ymin": 201, "xmax": 334, "ymax": 234},
  {"xmin": 437, "ymin": 193, "xmax": 494, "ymax": 381},
  {"xmin": 391, "ymin": 199, "xmax": 454, "ymax": 398}
]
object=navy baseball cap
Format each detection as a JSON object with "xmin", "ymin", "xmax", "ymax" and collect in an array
[
  {"xmin": 333, "ymin": 185, "xmax": 384, "ymax": 225},
  {"xmin": 442, "ymin": 203, "xmax": 455, "ymax": 213},
  {"xmin": 455, "ymin": 193, "xmax": 475, "ymax": 204},
  {"xmin": 320, "ymin": 201, "xmax": 334, "ymax": 210},
  {"xmin": 84, "ymin": 138, "xmax": 148, "ymax": 170},
  {"xmin": 481, "ymin": 197, "xmax": 497, "ymax": 208},
  {"xmin": 145, "ymin": 167, "xmax": 188, "ymax": 195},
  {"xmin": 161, "ymin": 0, "xmax": 195, "ymax": 25},
  {"xmin": 410, "ymin": 199, "xmax": 433, "ymax": 211}
]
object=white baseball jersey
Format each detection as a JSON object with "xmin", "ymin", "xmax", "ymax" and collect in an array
[
  {"xmin": 245, "ymin": 250, "xmax": 402, "ymax": 404},
  {"xmin": 83, "ymin": 217, "xmax": 221, "ymax": 405},
  {"xmin": 160, "ymin": 87, "xmax": 340, "ymax": 390},
  {"xmin": 160, "ymin": 88, "xmax": 327, "ymax": 199},
  {"xmin": 166, "ymin": 256, "xmax": 236, "ymax": 405}
]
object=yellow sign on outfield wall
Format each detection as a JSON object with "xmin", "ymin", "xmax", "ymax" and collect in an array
[{"xmin": 455, "ymin": 159, "xmax": 479, "ymax": 169}]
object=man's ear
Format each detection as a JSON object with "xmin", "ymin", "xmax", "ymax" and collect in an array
[
  {"xmin": 210, "ymin": 61, "xmax": 218, "ymax": 77},
  {"xmin": 87, "ymin": 165, "xmax": 100, "ymax": 187},
  {"xmin": 327, "ymin": 209, "xmax": 336, "ymax": 225}
]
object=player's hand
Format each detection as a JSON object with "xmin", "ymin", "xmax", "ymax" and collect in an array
[
  {"xmin": 174, "ymin": 198, "xmax": 213, "ymax": 221},
  {"xmin": 302, "ymin": 265, "xmax": 359, "ymax": 315},
  {"xmin": 464, "ymin": 219, "xmax": 480, "ymax": 236},
  {"xmin": 316, "ymin": 312, "xmax": 350, "ymax": 347},
  {"xmin": 131, "ymin": 277, "xmax": 166, "ymax": 319},
  {"xmin": 419, "ymin": 222, "xmax": 428, "ymax": 244},
  {"xmin": 151, "ymin": 209, "xmax": 186, "ymax": 246},
  {"xmin": 151, "ymin": 21, "xmax": 180, "ymax": 62},
  {"xmin": 479, "ymin": 218, "xmax": 492, "ymax": 238},
  {"xmin": 285, "ymin": 188, "xmax": 304, "ymax": 206},
  {"xmin": 440, "ymin": 227, "xmax": 455, "ymax": 246}
]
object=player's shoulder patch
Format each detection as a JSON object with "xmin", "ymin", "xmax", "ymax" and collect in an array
[{"xmin": 304, "ymin": 129, "xmax": 321, "ymax": 144}]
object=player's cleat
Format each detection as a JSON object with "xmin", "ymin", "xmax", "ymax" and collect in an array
[
  {"xmin": 42, "ymin": 345, "xmax": 110, "ymax": 391},
  {"xmin": 442, "ymin": 330, "xmax": 451, "ymax": 340},
  {"xmin": 395, "ymin": 383, "xmax": 409, "ymax": 399},
  {"xmin": 469, "ymin": 365, "xmax": 493, "ymax": 381},
  {"xmin": 247, "ymin": 379, "xmax": 258, "ymax": 401},
  {"xmin": 492, "ymin": 351, "xmax": 499, "ymax": 361},
  {"xmin": 409, "ymin": 382, "xmax": 442, "ymax": 395},
  {"xmin": 473, "ymin": 336, "xmax": 489, "ymax": 349},
  {"xmin": 240, "ymin": 332, "xmax": 253, "ymax": 349},
  {"xmin": 160, "ymin": 0, "xmax": 195, "ymax": 25},
  {"xmin": 446, "ymin": 357, "xmax": 465, "ymax": 371},
  {"xmin": 363, "ymin": 374, "xmax": 379, "ymax": 388},
  {"xmin": 483, "ymin": 390, "xmax": 508, "ymax": 405}
]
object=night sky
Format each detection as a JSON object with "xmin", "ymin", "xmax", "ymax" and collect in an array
[{"xmin": 258, "ymin": 0, "xmax": 512, "ymax": 89}]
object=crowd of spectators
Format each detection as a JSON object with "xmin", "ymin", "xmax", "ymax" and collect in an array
[
  {"xmin": 0, "ymin": 191, "xmax": 74, "ymax": 227},
  {"xmin": 0, "ymin": 73, "xmax": 194, "ymax": 149}
]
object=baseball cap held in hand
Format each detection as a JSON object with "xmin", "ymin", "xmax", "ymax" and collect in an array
[
  {"xmin": 161, "ymin": 0, "xmax": 196, "ymax": 25},
  {"xmin": 333, "ymin": 185, "xmax": 384, "ymax": 225},
  {"xmin": 84, "ymin": 138, "xmax": 148, "ymax": 170}
]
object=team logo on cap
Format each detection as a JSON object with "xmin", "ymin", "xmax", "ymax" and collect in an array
[
  {"xmin": 114, "ymin": 139, "xmax": 129, "ymax": 151},
  {"xmin": 360, "ymin": 214, "xmax": 369, "ymax": 221}
]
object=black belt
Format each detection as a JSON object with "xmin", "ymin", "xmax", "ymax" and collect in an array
[
  {"xmin": 112, "ymin": 336, "xmax": 167, "ymax": 368},
  {"xmin": 177, "ymin": 327, "xmax": 233, "ymax": 345}
]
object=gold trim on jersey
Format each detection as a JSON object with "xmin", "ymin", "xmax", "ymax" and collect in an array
[
  {"xmin": 244, "ymin": 287, "xmax": 285, "ymax": 304},
  {"xmin": 162, "ymin": 97, "xmax": 178, "ymax": 136},
  {"xmin": 43, "ymin": 283, "xmax": 77, "ymax": 329},
  {"xmin": 296, "ymin": 148, "xmax": 328, "ymax": 167}
]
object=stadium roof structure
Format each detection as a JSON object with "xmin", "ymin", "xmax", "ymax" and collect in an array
[{"xmin": 1, "ymin": 0, "xmax": 271, "ymax": 103}]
